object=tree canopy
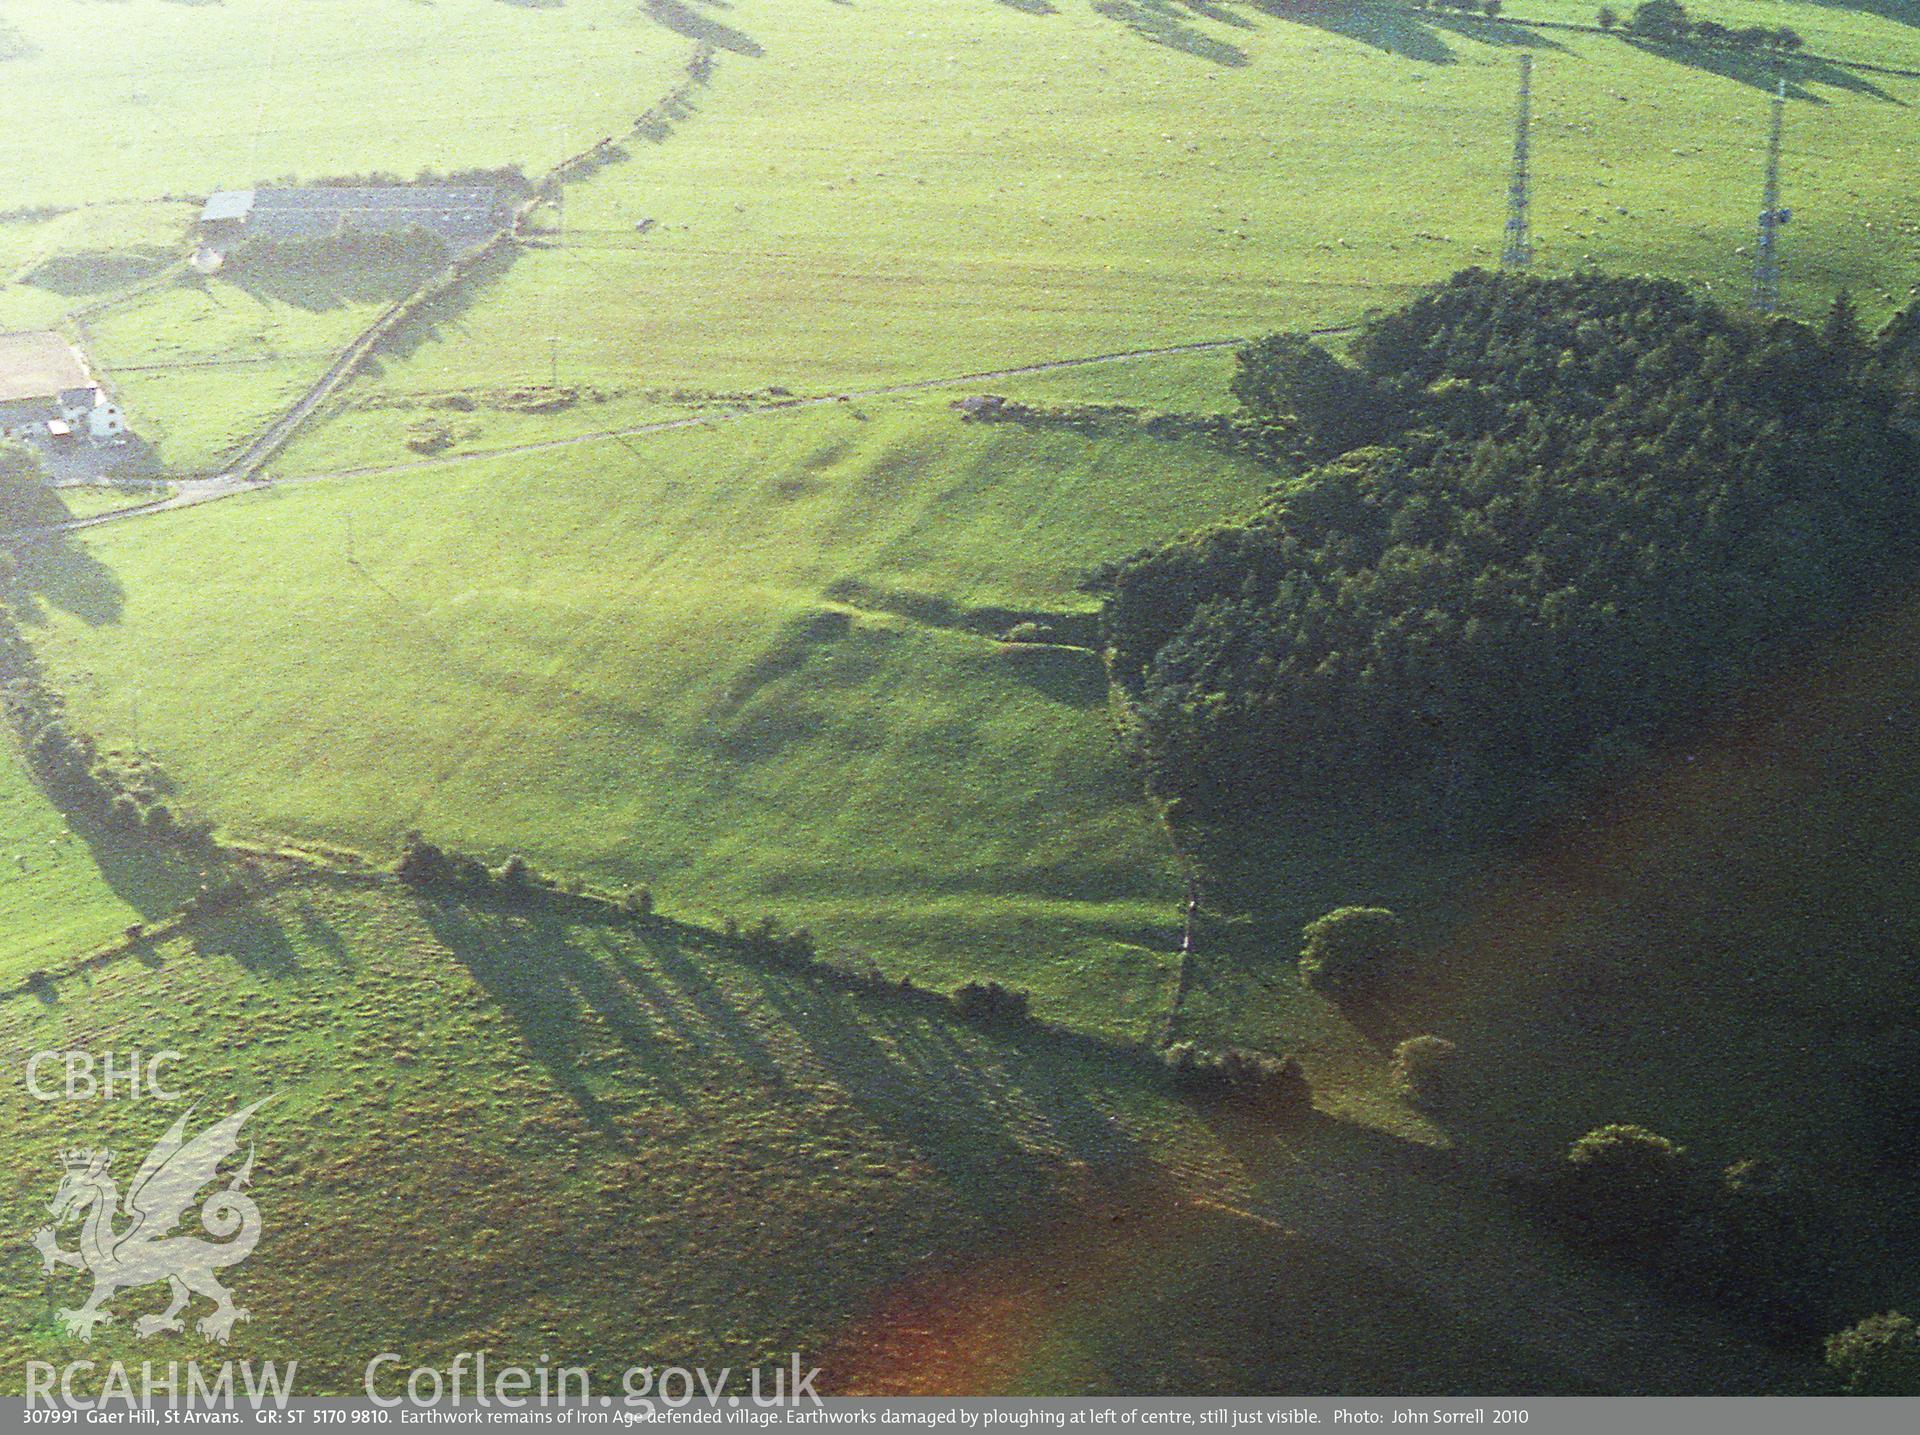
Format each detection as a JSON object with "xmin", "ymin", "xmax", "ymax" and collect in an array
[{"xmin": 1099, "ymin": 270, "xmax": 1920, "ymax": 825}]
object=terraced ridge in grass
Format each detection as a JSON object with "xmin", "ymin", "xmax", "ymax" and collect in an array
[{"xmin": 20, "ymin": 404, "xmax": 1285, "ymax": 1038}]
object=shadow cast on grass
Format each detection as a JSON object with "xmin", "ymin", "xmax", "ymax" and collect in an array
[
  {"xmin": 1093, "ymin": 0, "xmax": 1251, "ymax": 65},
  {"xmin": 216, "ymin": 253, "xmax": 448, "ymax": 315},
  {"xmin": 747, "ymin": 966, "xmax": 1150, "ymax": 1208},
  {"xmin": 643, "ymin": 0, "xmax": 762, "ymax": 57},
  {"xmin": 1425, "ymin": 10, "xmax": 1570, "ymax": 51},
  {"xmin": 1791, "ymin": 0, "xmax": 1920, "ymax": 31},
  {"xmin": 1621, "ymin": 35, "xmax": 1900, "ymax": 102},
  {"xmin": 353, "ymin": 241, "xmax": 524, "ymax": 376},
  {"xmin": 187, "ymin": 899, "xmax": 311, "ymax": 977},
  {"xmin": 7, "ymin": 535, "xmax": 128, "ymax": 631},
  {"xmin": 1248, "ymin": 0, "xmax": 1457, "ymax": 62},
  {"xmin": 418, "ymin": 892, "xmax": 1163, "ymax": 1213},
  {"xmin": 421, "ymin": 897, "xmax": 707, "ymax": 1139},
  {"xmin": 24, "ymin": 248, "xmax": 178, "ymax": 298}
]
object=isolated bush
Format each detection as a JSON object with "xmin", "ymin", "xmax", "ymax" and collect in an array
[
  {"xmin": 1391, "ymin": 1034, "xmax": 1457, "ymax": 1109},
  {"xmin": 395, "ymin": 831, "xmax": 450, "ymax": 886},
  {"xmin": 1299, "ymin": 906, "xmax": 1410, "ymax": 1002},
  {"xmin": 1162, "ymin": 1042, "xmax": 1311, "ymax": 1110},
  {"xmin": 951, "ymin": 981, "xmax": 1032, "ymax": 1026},
  {"xmin": 404, "ymin": 418, "xmax": 455, "ymax": 455},
  {"xmin": 1629, "ymin": 0, "xmax": 1687, "ymax": 38},
  {"xmin": 1552, "ymin": 1124, "xmax": 1700, "ymax": 1253},
  {"xmin": 1826, "ymin": 1314, "xmax": 1920, "ymax": 1394},
  {"xmin": 394, "ymin": 832, "xmax": 488, "ymax": 890}
]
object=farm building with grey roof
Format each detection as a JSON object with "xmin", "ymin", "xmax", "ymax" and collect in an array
[
  {"xmin": 0, "ymin": 331, "xmax": 123, "ymax": 442},
  {"xmin": 197, "ymin": 185, "xmax": 509, "ymax": 253}
]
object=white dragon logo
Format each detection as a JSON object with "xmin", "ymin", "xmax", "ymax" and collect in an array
[{"xmin": 31, "ymin": 1099, "xmax": 268, "ymax": 1344}]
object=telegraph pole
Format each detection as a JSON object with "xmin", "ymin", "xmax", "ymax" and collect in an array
[
  {"xmin": 1752, "ymin": 78, "xmax": 1787, "ymax": 314},
  {"xmin": 1501, "ymin": 54, "xmax": 1534, "ymax": 270}
]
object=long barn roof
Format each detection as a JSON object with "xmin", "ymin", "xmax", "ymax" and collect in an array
[{"xmin": 200, "ymin": 190, "xmax": 256, "ymax": 224}]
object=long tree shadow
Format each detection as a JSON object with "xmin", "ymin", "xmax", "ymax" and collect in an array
[
  {"xmin": 747, "ymin": 966, "xmax": 1157, "ymax": 1208},
  {"xmin": 1248, "ymin": 0, "xmax": 1457, "ymax": 62},
  {"xmin": 643, "ymin": 0, "xmax": 762, "ymax": 57},
  {"xmin": 186, "ymin": 897, "xmax": 310, "ymax": 977},
  {"xmin": 353, "ymin": 241, "xmax": 523, "ymax": 376},
  {"xmin": 7, "ymin": 532, "xmax": 127, "ymax": 629},
  {"xmin": 1621, "ymin": 35, "xmax": 1900, "ymax": 102},
  {"xmin": 422, "ymin": 897, "xmax": 699, "ymax": 1134},
  {"xmin": 1093, "ymin": 0, "xmax": 1252, "ymax": 65},
  {"xmin": 218, "ymin": 253, "xmax": 446, "ymax": 314},
  {"xmin": 23, "ymin": 247, "xmax": 178, "ymax": 297},
  {"xmin": 1792, "ymin": 0, "xmax": 1920, "ymax": 31},
  {"xmin": 1424, "ymin": 11, "xmax": 1571, "ymax": 51}
]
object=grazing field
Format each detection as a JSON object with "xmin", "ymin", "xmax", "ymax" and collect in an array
[
  {"xmin": 0, "ymin": 741, "xmax": 169, "ymax": 984},
  {"xmin": 18, "ymin": 405, "xmax": 1281, "ymax": 1037},
  {"xmin": 0, "ymin": 878, "xmax": 1790, "ymax": 1394},
  {"xmin": 277, "ymin": 0, "xmax": 1920, "ymax": 473},
  {"xmin": 0, "ymin": 742, "xmax": 129, "ymax": 981},
  {"xmin": 0, "ymin": 1, "xmax": 692, "ymax": 213},
  {"xmin": 6, "ymin": 0, "xmax": 1920, "ymax": 1397},
  {"xmin": 0, "ymin": 204, "xmax": 191, "ymax": 334}
]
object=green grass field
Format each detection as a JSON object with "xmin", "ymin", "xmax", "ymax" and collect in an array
[
  {"xmin": 269, "ymin": 0, "xmax": 1920, "ymax": 473},
  {"xmin": 0, "ymin": 743, "xmax": 151, "ymax": 983},
  {"xmin": 18, "ymin": 405, "xmax": 1284, "ymax": 1037},
  {"xmin": 5, "ymin": 0, "xmax": 1920, "ymax": 1395},
  {"xmin": 0, "ymin": 1, "xmax": 693, "ymax": 213},
  {"xmin": 0, "ymin": 876, "xmax": 1791, "ymax": 1394}
]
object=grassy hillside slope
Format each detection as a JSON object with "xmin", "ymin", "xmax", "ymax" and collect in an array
[
  {"xmin": 0, "ymin": 742, "xmax": 156, "ymax": 983},
  {"xmin": 18, "ymin": 405, "xmax": 1281, "ymax": 1035},
  {"xmin": 0, "ymin": 877, "xmax": 1789, "ymax": 1395}
]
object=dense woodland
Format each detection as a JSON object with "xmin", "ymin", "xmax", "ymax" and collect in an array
[{"xmin": 1099, "ymin": 270, "xmax": 1920, "ymax": 824}]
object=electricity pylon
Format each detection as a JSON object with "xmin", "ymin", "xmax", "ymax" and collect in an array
[
  {"xmin": 1752, "ymin": 78, "xmax": 1788, "ymax": 314},
  {"xmin": 1501, "ymin": 54, "xmax": 1534, "ymax": 270}
]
